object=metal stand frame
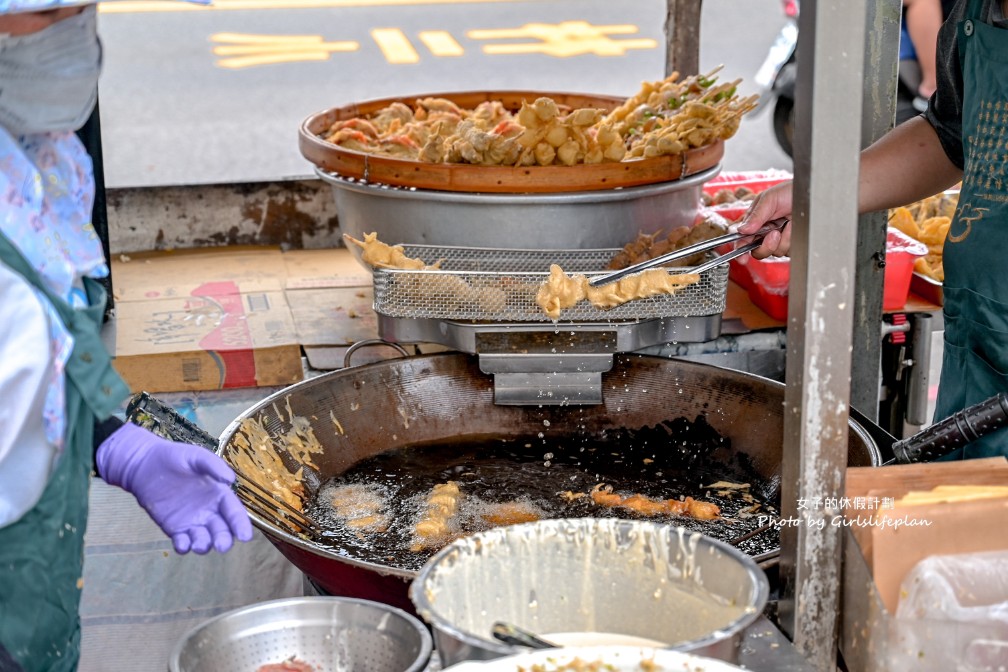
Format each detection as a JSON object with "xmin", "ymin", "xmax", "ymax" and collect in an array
[{"xmin": 665, "ymin": 1, "xmax": 903, "ymax": 668}]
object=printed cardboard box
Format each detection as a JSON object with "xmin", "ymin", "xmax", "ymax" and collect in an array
[{"xmin": 111, "ymin": 249, "xmax": 303, "ymax": 393}]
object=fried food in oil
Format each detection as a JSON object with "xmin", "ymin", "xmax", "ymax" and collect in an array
[
  {"xmin": 411, "ymin": 482, "xmax": 463, "ymax": 552},
  {"xmin": 479, "ymin": 500, "xmax": 541, "ymax": 527},
  {"xmin": 329, "ymin": 484, "xmax": 389, "ymax": 534},
  {"xmin": 586, "ymin": 483, "xmax": 721, "ymax": 521},
  {"xmin": 536, "ymin": 264, "xmax": 700, "ymax": 319}
]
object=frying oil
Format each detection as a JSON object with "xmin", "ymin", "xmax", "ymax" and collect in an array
[{"xmin": 306, "ymin": 420, "xmax": 778, "ymax": 572}]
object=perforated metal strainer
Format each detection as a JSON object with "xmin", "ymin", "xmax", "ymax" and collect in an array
[{"xmin": 169, "ymin": 596, "xmax": 433, "ymax": 672}]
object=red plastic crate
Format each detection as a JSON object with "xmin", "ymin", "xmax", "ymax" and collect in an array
[
  {"xmin": 702, "ymin": 169, "xmax": 794, "ymax": 198},
  {"xmin": 742, "ymin": 227, "xmax": 927, "ymax": 319}
]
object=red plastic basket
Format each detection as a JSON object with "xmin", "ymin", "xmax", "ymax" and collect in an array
[{"xmin": 741, "ymin": 227, "xmax": 927, "ymax": 319}]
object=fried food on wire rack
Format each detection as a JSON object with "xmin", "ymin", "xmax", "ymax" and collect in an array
[
  {"xmin": 535, "ymin": 264, "xmax": 700, "ymax": 320},
  {"xmin": 607, "ymin": 216, "xmax": 730, "ymax": 270},
  {"xmin": 343, "ymin": 232, "xmax": 442, "ymax": 270}
]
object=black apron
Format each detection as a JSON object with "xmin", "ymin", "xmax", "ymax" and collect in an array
[{"xmin": 933, "ymin": 0, "xmax": 1008, "ymax": 459}]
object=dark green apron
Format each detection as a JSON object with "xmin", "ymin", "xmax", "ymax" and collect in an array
[
  {"xmin": 0, "ymin": 233, "xmax": 129, "ymax": 671},
  {"xmin": 934, "ymin": 0, "xmax": 1008, "ymax": 459}
]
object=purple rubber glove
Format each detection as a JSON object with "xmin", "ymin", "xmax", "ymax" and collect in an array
[{"xmin": 96, "ymin": 422, "xmax": 254, "ymax": 554}]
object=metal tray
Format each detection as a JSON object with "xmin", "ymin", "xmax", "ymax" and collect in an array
[{"xmin": 371, "ymin": 245, "xmax": 730, "ymax": 323}]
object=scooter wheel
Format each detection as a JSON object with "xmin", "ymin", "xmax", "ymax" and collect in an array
[{"xmin": 773, "ymin": 97, "xmax": 795, "ymax": 159}]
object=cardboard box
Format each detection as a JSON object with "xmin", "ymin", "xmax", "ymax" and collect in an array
[
  {"xmin": 112, "ymin": 249, "xmax": 304, "ymax": 393},
  {"xmin": 845, "ymin": 458, "xmax": 1008, "ymax": 614}
]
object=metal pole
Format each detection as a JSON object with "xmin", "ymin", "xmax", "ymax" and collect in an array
[
  {"xmin": 851, "ymin": 0, "xmax": 902, "ymax": 421},
  {"xmin": 778, "ymin": 1, "xmax": 867, "ymax": 668},
  {"xmin": 663, "ymin": 0, "xmax": 703, "ymax": 77}
]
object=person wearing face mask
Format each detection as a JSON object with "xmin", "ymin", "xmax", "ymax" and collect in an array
[
  {"xmin": 738, "ymin": 0, "xmax": 1008, "ymax": 460},
  {"xmin": 0, "ymin": 2, "xmax": 255, "ymax": 670}
]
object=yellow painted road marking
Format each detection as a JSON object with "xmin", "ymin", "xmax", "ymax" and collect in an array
[
  {"xmin": 211, "ymin": 32, "xmax": 359, "ymax": 68},
  {"xmin": 100, "ymin": 0, "xmax": 529, "ymax": 12},
  {"xmin": 371, "ymin": 28, "xmax": 420, "ymax": 64},
  {"xmin": 469, "ymin": 21, "xmax": 655, "ymax": 57},
  {"xmin": 418, "ymin": 30, "xmax": 464, "ymax": 57}
]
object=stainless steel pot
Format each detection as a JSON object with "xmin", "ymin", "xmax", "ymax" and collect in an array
[
  {"xmin": 408, "ymin": 518, "xmax": 769, "ymax": 667},
  {"xmin": 319, "ymin": 166, "xmax": 719, "ymax": 255}
]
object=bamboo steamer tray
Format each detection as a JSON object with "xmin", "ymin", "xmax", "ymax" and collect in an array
[{"xmin": 298, "ymin": 90, "xmax": 724, "ymax": 194}]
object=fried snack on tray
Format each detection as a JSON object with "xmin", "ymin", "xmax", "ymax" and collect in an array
[
  {"xmin": 587, "ymin": 483, "xmax": 721, "ymax": 520},
  {"xmin": 320, "ymin": 68, "xmax": 755, "ymax": 166},
  {"xmin": 603, "ymin": 66, "xmax": 758, "ymax": 159},
  {"xmin": 411, "ymin": 482, "xmax": 463, "ymax": 552},
  {"xmin": 536, "ymin": 264, "xmax": 700, "ymax": 320},
  {"xmin": 888, "ymin": 198, "xmax": 956, "ymax": 283}
]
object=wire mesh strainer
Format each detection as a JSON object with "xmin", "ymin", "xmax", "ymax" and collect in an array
[
  {"xmin": 372, "ymin": 245, "xmax": 729, "ymax": 323},
  {"xmin": 169, "ymin": 597, "xmax": 433, "ymax": 672}
]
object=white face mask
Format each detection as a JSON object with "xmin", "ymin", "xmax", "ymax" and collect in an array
[{"xmin": 0, "ymin": 7, "xmax": 102, "ymax": 136}]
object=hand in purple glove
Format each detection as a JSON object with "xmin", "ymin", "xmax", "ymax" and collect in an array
[{"xmin": 96, "ymin": 422, "xmax": 254, "ymax": 554}]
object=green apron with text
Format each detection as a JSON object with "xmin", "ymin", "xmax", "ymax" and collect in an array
[
  {"xmin": 933, "ymin": 0, "xmax": 1008, "ymax": 459},
  {"xmin": 0, "ymin": 233, "xmax": 129, "ymax": 671}
]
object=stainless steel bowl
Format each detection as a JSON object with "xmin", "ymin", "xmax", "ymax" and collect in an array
[
  {"xmin": 409, "ymin": 519, "xmax": 769, "ymax": 669},
  {"xmin": 319, "ymin": 166, "xmax": 720, "ymax": 258},
  {"xmin": 169, "ymin": 596, "xmax": 433, "ymax": 672}
]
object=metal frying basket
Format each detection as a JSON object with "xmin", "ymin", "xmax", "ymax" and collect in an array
[
  {"xmin": 169, "ymin": 597, "xmax": 433, "ymax": 672},
  {"xmin": 371, "ymin": 245, "xmax": 730, "ymax": 405},
  {"xmin": 372, "ymin": 245, "xmax": 729, "ymax": 323}
]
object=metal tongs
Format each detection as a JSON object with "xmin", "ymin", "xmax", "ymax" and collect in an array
[{"xmin": 587, "ymin": 217, "xmax": 790, "ymax": 288}]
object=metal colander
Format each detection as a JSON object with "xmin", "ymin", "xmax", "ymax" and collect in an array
[
  {"xmin": 169, "ymin": 597, "xmax": 433, "ymax": 672},
  {"xmin": 372, "ymin": 245, "xmax": 729, "ymax": 323}
]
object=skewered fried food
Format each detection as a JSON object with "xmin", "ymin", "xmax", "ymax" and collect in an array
[
  {"xmin": 535, "ymin": 264, "xmax": 700, "ymax": 319},
  {"xmin": 411, "ymin": 482, "xmax": 463, "ymax": 552},
  {"xmin": 587, "ymin": 484, "xmax": 721, "ymax": 520},
  {"xmin": 513, "ymin": 98, "xmax": 622, "ymax": 166}
]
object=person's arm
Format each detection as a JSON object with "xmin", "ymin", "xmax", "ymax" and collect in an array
[
  {"xmin": 859, "ymin": 115, "xmax": 962, "ymax": 212},
  {"xmin": 738, "ymin": 118, "xmax": 961, "ymax": 259},
  {"xmin": 903, "ymin": 0, "xmax": 944, "ymax": 97}
]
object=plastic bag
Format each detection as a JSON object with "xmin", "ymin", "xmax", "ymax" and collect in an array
[{"xmin": 886, "ymin": 550, "xmax": 1008, "ymax": 671}]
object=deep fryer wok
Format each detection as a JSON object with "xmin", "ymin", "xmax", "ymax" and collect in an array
[{"xmin": 216, "ymin": 353, "xmax": 881, "ymax": 613}]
